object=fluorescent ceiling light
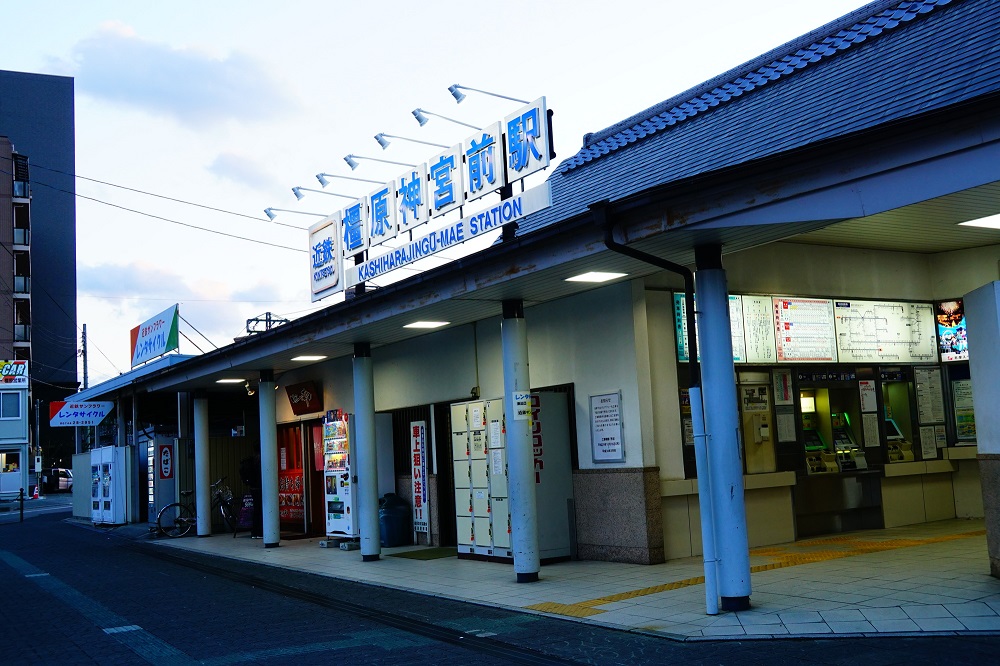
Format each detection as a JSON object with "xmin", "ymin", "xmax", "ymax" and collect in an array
[
  {"xmin": 565, "ymin": 271, "xmax": 628, "ymax": 283},
  {"xmin": 292, "ymin": 355, "xmax": 327, "ymax": 362},
  {"xmin": 404, "ymin": 321, "xmax": 450, "ymax": 329},
  {"xmin": 216, "ymin": 378, "xmax": 244, "ymax": 384},
  {"xmin": 959, "ymin": 213, "xmax": 1000, "ymax": 230}
]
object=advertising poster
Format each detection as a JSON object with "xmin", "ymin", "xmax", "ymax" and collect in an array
[{"xmin": 936, "ymin": 299, "xmax": 968, "ymax": 362}]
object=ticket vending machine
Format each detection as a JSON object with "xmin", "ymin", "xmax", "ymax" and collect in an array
[
  {"xmin": 831, "ymin": 412, "xmax": 867, "ymax": 471},
  {"xmin": 90, "ymin": 445, "xmax": 129, "ymax": 525}
]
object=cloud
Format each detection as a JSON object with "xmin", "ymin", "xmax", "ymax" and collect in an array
[
  {"xmin": 208, "ymin": 152, "xmax": 274, "ymax": 190},
  {"xmin": 67, "ymin": 23, "xmax": 299, "ymax": 126}
]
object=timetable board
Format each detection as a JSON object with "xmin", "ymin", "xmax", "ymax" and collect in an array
[
  {"xmin": 773, "ymin": 298, "xmax": 837, "ymax": 362},
  {"xmin": 673, "ymin": 293, "xmax": 746, "ymax": 363},
  {"xmin": 833, "ymin": 300, "xmax": 937, "ymax": 363},
  {"xmin": 673, "ymin": 294, "xmax": 778, "ymax": 364},
  {"xmin": 673, "ymin": 292, "xmax": 944, "ymax": 365}
]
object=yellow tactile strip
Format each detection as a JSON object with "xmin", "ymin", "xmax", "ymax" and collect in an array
[{"xmin": 524, "ymin": 529, "xmax": 986, "ymax": 618}]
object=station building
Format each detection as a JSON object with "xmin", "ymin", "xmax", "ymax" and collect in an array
[{"xmin": 69, "ymin": 0, "xmax": 1000, "ymax": 604}]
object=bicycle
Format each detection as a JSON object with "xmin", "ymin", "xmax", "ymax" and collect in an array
[{"xmin": 156, "ymin": 477, "xmax": 235, "ymax": 537}]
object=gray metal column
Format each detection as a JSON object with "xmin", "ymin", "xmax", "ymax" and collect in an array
[
  {"xmin": 259, "ymin": 371, "xmax": 280, "ymax": 548},
  {"xmin": 193, "ymin": 396, "xmax": 211, "ymax": 537},
  {"xmin": 694, "ymin": 244, "xmax": 751, "ymax": 611},
  {"xmin": 501, "ymin": 299, "xmax": 540, "ymax": 582},
  {"xmin": 353, "ymin": 343, "xmax": 381, "ymax": 561}
]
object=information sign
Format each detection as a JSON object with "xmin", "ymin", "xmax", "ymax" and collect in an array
[
  {"xmin": 833, "ymin": 299, "xmax": 936, "ymax": 363},
  {"xmin": 773, "ymin": 297, "xmax": 837, "ymax": 362},
  {"xmin": 410, "ymin": 421, "xmax": 429, "ymax": 533},
  {"xmin": 590, "ymin": 392, "xmax": 625, "ymax": 463}
]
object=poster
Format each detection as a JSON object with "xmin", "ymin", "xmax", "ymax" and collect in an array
[
  {"xmin": 953, "ymin": 380, "xmax": 977, "ymax": 440},
  {"xmin": 858, "ymin": 380, "xmax": 878, "ymax": 413},
  {"xmin": 772, "ymin": 368, "xmax": 794, "ymax": 406},
  {"xmin": 410, "ymin": 421, "xmax": 429, "ymax": 533},
  {"xmin": 914, "ymin": 366, "xmax": 946, "ymax": 424},
  {"xmin": 590, "ymin": 392, "xmax": 625, "ymax": 463},
  {"xmin": 936, "ymin": 299, "xmax": 968, "ymax": 362},
  {"xmin": 776, "ymin": 411, "xmax": 798, "ymax": 443},
  {"xmin": 862, "ymin": 412, "xmax": 880, "ymax": 448},
  {"xmin": 919, "ymin": 426, "xmax": 939, "ymax": 459}
]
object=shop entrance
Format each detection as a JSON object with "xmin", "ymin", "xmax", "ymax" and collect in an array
[{"xmin": 276, "ymin": 421, "xmax": 324, "ymax": 537}]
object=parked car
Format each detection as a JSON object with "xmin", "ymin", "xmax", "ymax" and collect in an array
[{"xmin": 42, "ymin": 468, "xmax": 73, "ymax": 492}]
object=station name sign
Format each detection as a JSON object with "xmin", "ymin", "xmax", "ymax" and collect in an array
[{"xmin": 310, "ymin": 97, "xmax": 553, "ymax": 302}]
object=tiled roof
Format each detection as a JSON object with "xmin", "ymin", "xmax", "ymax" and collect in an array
[{"xmin": 518, "ymin": 0, "xmax": 993, "ymax": 235}]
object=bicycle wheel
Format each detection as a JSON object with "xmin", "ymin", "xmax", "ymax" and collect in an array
[
  {"xmin": 218, "ymin": 498, "xmax": 236, "ymax": 534},
  {"xmin": 157, "ymin": 502, "xmax": 195, "ymax": 538}
]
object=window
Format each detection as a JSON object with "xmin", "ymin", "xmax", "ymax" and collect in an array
[{"xmin": 1, "ymin": 392, "xmax": 21, "ymax": 419}]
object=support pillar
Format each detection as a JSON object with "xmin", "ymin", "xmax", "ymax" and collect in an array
[
  {"xmin": 193, "ymin": 396, "xmax": 211, "ymax": 537},
  {"xmin": 501, "ymin": 299, "xmax": 540, "ymax": 582},
  {"xmin": 353, "ymin": 343, "xmax": 381, "ymax": 561},
  {"xmin": 694, "ymin": 244, "xmax": 751, "ymax": 611},
  {"xmin": 965, "ymin": 281, "xmax": 1000, "ymax": 576},
  {"xmin": 259, "ymin": 370, "xmax": 280, "ymax": 548}
]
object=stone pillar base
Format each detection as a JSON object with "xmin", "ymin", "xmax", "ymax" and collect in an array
[{"xmin": 572, "ymin": 467, "xmax": 664, "ymax": 565}]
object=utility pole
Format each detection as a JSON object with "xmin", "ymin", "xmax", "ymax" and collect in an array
[{"xmin": 82, "ymin": 323, "xmax": 88, "ymax": 390}]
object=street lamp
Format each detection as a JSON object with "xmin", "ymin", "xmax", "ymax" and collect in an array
[
  {"xmin": 344, "ymin": 154, "xmax": 416, "ymax": 171},
  {"xmin": 263, "ymin": 207, "xmax": 328, "ymax": 222},
  {"xmin": 292, "ymin": 187, "xmax": 357, "ymax": 201},
  {"xmin": 315, "ymin": 173, "xmax": 384, "ymax": 187},
  {"xmin": 448, "ymin": 84, "xmax": 528, "ymax": 104},
  {"xmin": 411, "ymin": 108, "xmax": 481, "ymax": 130},
  {"xmin": 374, "ymin": 133, "xmax": 449, "ymax": 150}
]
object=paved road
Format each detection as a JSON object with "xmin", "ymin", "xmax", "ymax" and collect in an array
[{"xmin": 2, "ymin": 513, "xmax": 1000, "ymax": 665}]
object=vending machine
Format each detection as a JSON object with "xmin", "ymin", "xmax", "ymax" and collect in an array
[
  {"xmin": 90, "ymin": 445, "xmax": 129, "ymax": 525},
  {"xmin": 324, "ymin": 412, "xmax": 357, "ymax": 537}
]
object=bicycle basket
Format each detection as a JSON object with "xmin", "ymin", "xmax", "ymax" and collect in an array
[{"xmin": 217, "ymin": 485, "xmax": 233, "ymax": 503}]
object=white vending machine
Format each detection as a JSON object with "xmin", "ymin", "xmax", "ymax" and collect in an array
[
  {"xmin": 90, "ymin": 445, "xmax": 129, "ymax": 525},
  {"xmin": 324, "ymin": 413, "xmax": 357, "ymax": 537},
  {"xmin": 452, "ymin": 392, "xmax": 573, "ymax": 562}
]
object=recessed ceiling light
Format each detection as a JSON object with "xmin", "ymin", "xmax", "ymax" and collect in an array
[
  {"xmin": 404, "ymin": 321, "xmax": 450, "ymax": 329},
  {"xmin": 292, "ymin": 355, "xmax": 327, "ymax": 362},
  {"xmin": 565, "ymin": 271, "xmax": 628, "ymax": 283},
  {"xmin": 959, "ymin": 213, "xmax": 1000, "ymax": 230},
  {"xmin": 216, "ymin": 378, "xmax": 244, "ymax": 384}
]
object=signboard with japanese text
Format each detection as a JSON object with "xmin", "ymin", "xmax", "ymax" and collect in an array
[
  {"xmin": 590, "ymin": 392, "xmax": 625, "ymax": 463},
  {"xmin": 505, "ymin": 97, "xmax": 551, "ymax": 182},
  {"xmin": 309, "ymin": 213, "xmax": 343, "ymax": 302},
  {"xmin": 410, "ymin": 421, "xmax": 429, "ymax": 533},
  {"xmin": 464, "ymin": 121, "xmax": 507, "ymax": 203},
  {"xmin": 311, "ymin": 98, "xmax": 554, "ymax": 302},
  {"xmin": 130, "ymin": 305, "xmax": 180, "ymax": 367},
  {"xmin": 367, "ymin": 181, "xmax": 398, "ymax": 247},
  {"xmin": 397, "ymin": 164, "xmax": 429, "ymax": 231},
  {"xmin": 346, "ymin": 183, "xmax": 551, "ymax": 288},
  {"xmin": 429, "ymin": 145, "xmax": 464, "ymax": 219},
  {"xmin": 49, "ymin": 401, "xmax": 114, "ymax": 427},
  {"xmin": 158, "ymin": 443, "xmax": 174, "ymax": 480},
  {"xmin": 0, "ymin": 360, "xmax": 28, "ymax": 386}
]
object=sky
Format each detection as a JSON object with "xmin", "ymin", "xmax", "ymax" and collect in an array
[{"xmin": 0, "ymin": 0, "xmax": 869, "ymax": 386}]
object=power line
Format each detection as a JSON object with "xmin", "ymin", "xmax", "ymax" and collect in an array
[
  {"xmin": 0, "ymin": 166, "xmax": 309, "ymax": 251},
  {"xmin": 178, "ymin": 313, "xmax": 218, "ymax": 351}
]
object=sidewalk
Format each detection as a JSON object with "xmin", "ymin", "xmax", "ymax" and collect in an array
[{"xmin": 150, "ymin": 517, "xmax": 1000, "ymax": 640}]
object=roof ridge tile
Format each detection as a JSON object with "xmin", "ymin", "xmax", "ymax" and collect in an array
[{"xmin": 560, "ymin": 0, "xmax": 953, "ymax": 174}]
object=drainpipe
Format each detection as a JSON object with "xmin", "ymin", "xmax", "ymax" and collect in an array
[{"xmin": 591, "ymin": 200, "xmax": 720, "ymax": 615}]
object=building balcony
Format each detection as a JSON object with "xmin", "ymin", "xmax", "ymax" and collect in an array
[
  {"xmin": 13, "ymin": 276, "xmax": 29, "ymax": 295},
  {"xmin": 13, "ymin": 229, "xmax": 29, "ymax": 246},
  {"xmin": 13, "ymin": 324, "xmax": 29, "ymax": 342},
  {"xmin": 12, "ymin": 181, "xmax": 29, "ymax": 199}
]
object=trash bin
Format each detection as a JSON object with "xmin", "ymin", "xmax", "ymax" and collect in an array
[{"xmin": 379, "ymin": 493, "xmax": 411, "ymax": 547}]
